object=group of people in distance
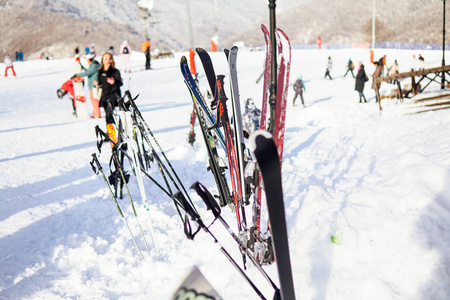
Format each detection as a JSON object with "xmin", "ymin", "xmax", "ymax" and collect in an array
[
  {"xmin": 292, "ymin": 54, "xmax": 402, "ymax": 107},
  {"xmin": 56, "ymin": 39, "xmax": 152, "ymax": 144}
]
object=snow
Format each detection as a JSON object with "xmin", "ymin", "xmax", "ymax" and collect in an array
[{"xmin": 1, "ymin": 46, "xmax": 449, "ymax": 300}]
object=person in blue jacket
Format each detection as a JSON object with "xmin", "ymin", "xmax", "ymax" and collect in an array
[{"xmin": 75, "ymin": 52, "xmax": 101, "ymax": 118}]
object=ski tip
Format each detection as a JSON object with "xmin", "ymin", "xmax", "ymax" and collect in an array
[
  {"xmin": 248, "ymin": 130, "xmax": 273, "ymax": 153},
  {"xmin": 195, "ymin": 47, "xmax": 206, "ymax": 54},
  {"xmin": 180, "ymin": 56, "xmax": 187, "ymax": 64}
]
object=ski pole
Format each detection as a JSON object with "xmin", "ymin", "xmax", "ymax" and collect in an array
[
  {"xmin": 123, "ymin": 90, "xmax": 198, "ymax": 214},
  {"xmin": 173, "ymin": 191, "xmax": 267, "ymax": 300},
  {"xmin": 95, "ymin": 124, "xmax": 187, "ymax": 230},
  {"xmin": 111, "ymin": 148, "xmax": 151, "ymax": 257},
  {"xmin": 120, "ymin": 111, "xmax": 159, "ymax": 255},
  {"xmin": 191, "ymin": 181, "xmax": 279, "ymax": 292},
  {"xmin": 90, "ymin": 153, "xmax": 144, "ymax": 260}
]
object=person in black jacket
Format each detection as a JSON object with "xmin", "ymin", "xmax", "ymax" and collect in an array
[
  {"xmin": 94, "ymin": 52, "xmax": 123, "ymax": 143},
  {"xmin": 355, "ymin": 61, "xmax": 368, "ymax": 103}
]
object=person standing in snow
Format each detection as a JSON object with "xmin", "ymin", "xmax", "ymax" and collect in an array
[
  {"xmin": 141, "ymin": 39, "xmax": 151, "ymax": 70},
  {"xmin": 378, "ymin": 55, "xmax": 387, "ymax": 76},
  {"xmin": 324, "ymin": 56, "xmax": 332, "ymax": 79},
  {"xmin": 4, "ymin": 55, "xmax": 16, "ymax": 77},
  {"xmin": 418, "ymin": 54, "xmax": 425, "ymax": 70},
  {"xmin": 387, "ymin": 60, "xmax": 399, "ymax": 84},
  {"xmin": 120, "ymin": 40, "xmax": 132, "ymax": 73},
  {"xmin": 74, "ymin": 52, "xmax": 101, "ymax": 118},
  {"xmin": 94, "ymin": 52, "xmax": 123, "ymax": 144},
  {"xmin": 355, "ymin": 61, "xmax": 368, "ymax": 103},
  {"xmin": 371, "ymin": 61, "xmax": 383, "ymax": 102},
  {"xmin": 292, "ymin": 75, "xmax": 306, "ymax": 107},
  {"xmin": 317, "ymin": 36, "xmax": 322, "ymax": 49},
  {"xmin": 344, "ymin": 59, "xmax": 355, "ymax": 78}
]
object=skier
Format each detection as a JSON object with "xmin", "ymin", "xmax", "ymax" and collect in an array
[
  {"xmin": 292, "ymin": 75, "xmax": 306, "ymax": 107},
  {"xmin": 344, "ymin": 59, "xmax": 355, "ymax": 78},
  {"xmin": 74, "ymin": 52, "xmax": 101, "ymax": 118},
  {"xmin": 324, "ymin": 56, "xmax": 332, "ymax": 80},
  {"xmin": 4, "ymin": 55, "xmax": 16, "ymax": 77},
  {"xmin": 94, "ymin": 52, "xmax": 123, "ymax": 144},
  {"xmin": 120, "ymin": 40, "xmax": 132, "ymax": 73},
  {"xmin": 355, "ymin": 61, "xmax": 368, "ymax": 103},
  {"xmin": 141, "ymin": 39, "xmax": 151, "ymax": 70}
]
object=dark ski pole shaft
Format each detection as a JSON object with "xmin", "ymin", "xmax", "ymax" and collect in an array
[
  {"xmin": 191, "ymin": 182, "xmax": 279, "ymax": 292},
  {"xmin": 173, "ymin": 191, "xmax": 267, "ymax": 300},
  {"xmin": 268, "ymin": 0, "xmax": 277, "ymax": 134}
]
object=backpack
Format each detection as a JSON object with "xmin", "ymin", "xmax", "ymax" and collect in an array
[{"xmin": 122, "ymin": 47, "xmax": 129, "ymax": 54}]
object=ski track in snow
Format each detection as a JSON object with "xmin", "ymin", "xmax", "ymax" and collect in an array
[{"xmin": 0, "ymin": 48, "xmax": 449, "ymax": 299}]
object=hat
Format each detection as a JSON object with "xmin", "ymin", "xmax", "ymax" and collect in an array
[
  {"xmin": 297, "ymin": 74, "xmax": 302, "ymax": 80},
  {"xmin": 85, "ymin": 53, "xmax": 95, "ymax": 60}
]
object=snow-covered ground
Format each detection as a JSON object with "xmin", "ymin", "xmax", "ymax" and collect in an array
[{"xmin": 0, "ymin": 45, "xmax": 449, "ymax": 300}]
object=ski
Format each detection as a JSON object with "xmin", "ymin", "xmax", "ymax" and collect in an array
[
  {"xmin": 227, "ymin": 46, "xmax": 251, "ymax": 207},
  {"xmin": 196, "ymin": 48, "xmax": 219, "ymax": 110},
  {"xmin": 181, "ymin": 55, "xmax": 226, "ymax": 150},
  {"xmin": 254, "ymin": 24, "xmax": 273, "ymax": 233},
  {"xmin": 187, "ymin": 104, "xmax": 196, "ymax": 145},
  {"xmin": 273, "ymin": 28, "xmax": 292, "ymax": 165},
  {"xmin": 180, "ymin": 56, "xmax": 233, "ymax": 208},
  {"xmin": 259, "ymin": 24, "xmax": 272, "ymax": 133},
  {"xmin": 216, "ymin": 75, "xmax": 246, "ymax": 232},
  {"xmin": 249, "ymin": 130, "xmax": 296, "ymax": 300}
]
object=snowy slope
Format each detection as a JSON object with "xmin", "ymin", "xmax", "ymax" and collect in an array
[{"xmin": 0, "ymin": 46, "xmax": 449, "ymax": 300}]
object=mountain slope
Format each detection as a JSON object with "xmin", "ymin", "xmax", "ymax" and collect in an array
[{"xmin": 0, "ymin": 0, "xmax": 447, "ymax": 61}]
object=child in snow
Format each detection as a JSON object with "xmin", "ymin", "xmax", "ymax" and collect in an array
[
  {"xmin": 292, "ymin": 75, "xmax": 306, "ymax": 107},
  {"xmin": 120, "ymin": 40, "xmax": 132, "ymax": 73}
]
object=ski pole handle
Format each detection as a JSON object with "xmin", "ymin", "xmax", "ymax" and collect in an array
[
  {"xmin": 173, "ymin": 191, "xmax": 198, "ymax": 220},
  {"xmin": 90, "ymin": 153, "xmax": 102, "ymax": 174},
  {"xmin": 191, "ymin": 181, "xmax": 221, "ymax": 219},
  {"xmin": 216, "ymin": 75, "xmax": 227, "ymax": 101}
]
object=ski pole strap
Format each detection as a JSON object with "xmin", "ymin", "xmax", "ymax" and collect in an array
[
  {"xmin": 190, "ymin": 181, "xmax": 221, "ymax": 219},
  {"xmin": 173, "ymin": 191, "xmax": 201, "ymax": 239}
]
